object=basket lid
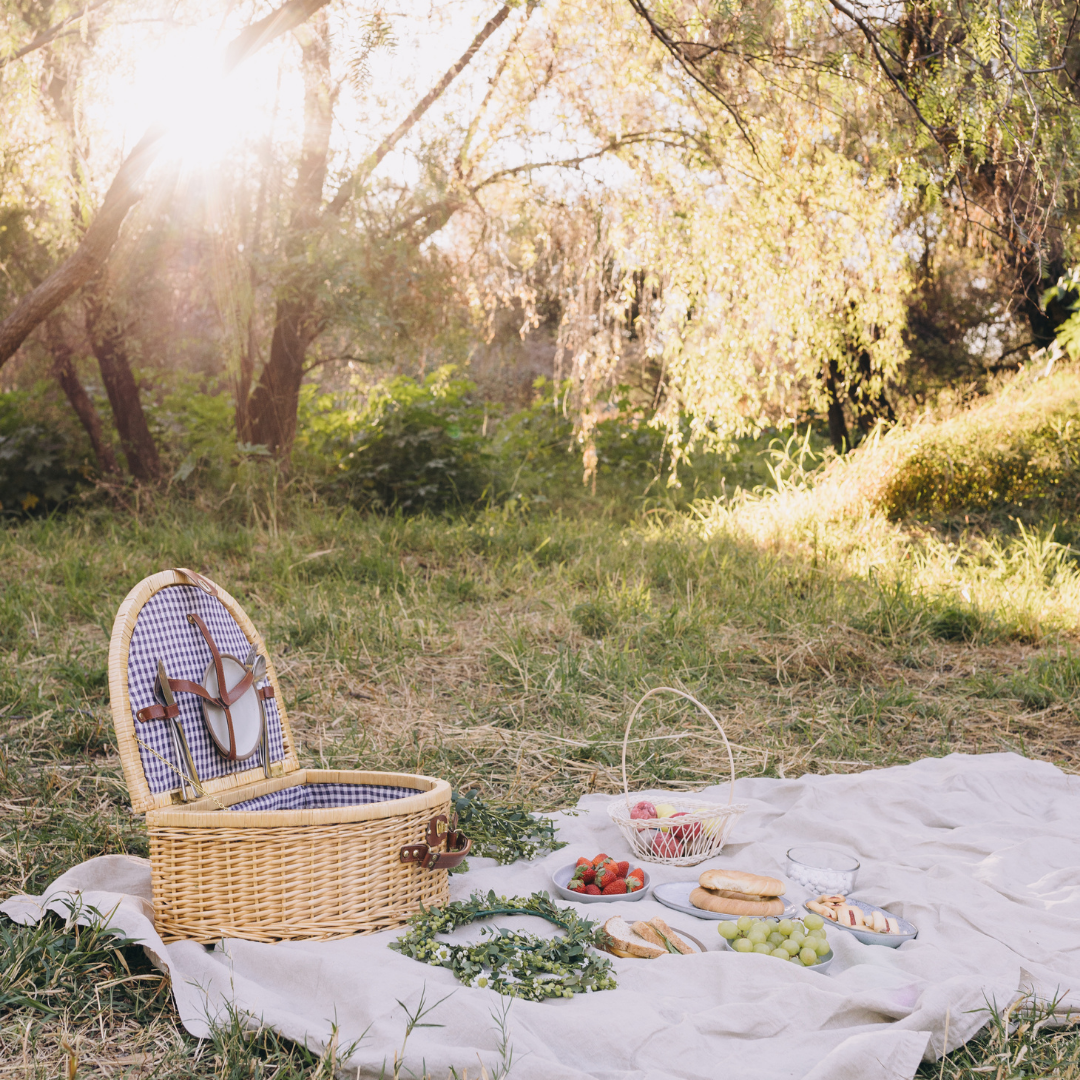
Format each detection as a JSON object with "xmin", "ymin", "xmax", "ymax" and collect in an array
[{"xmin": 108, "ymin": 569, "xmax": 299, "ymax": 813}]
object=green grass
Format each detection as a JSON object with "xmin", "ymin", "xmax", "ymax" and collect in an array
[{"xmin": 2, "ymin": 433, "xmax": 1080, "ymax": 1074}]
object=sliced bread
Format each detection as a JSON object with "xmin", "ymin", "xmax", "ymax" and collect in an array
[{"xmin": 602, "ymin": 915, "xmax": 665, "ymax": 958}]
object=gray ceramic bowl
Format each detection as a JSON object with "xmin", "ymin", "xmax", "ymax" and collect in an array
[
  {"xmin": 804, "ymin": 898, "xmax": 917, "ymax": 948},
  {"xmin": 551, "ymin": 863, "xmax": 651, "ymax": 904}
]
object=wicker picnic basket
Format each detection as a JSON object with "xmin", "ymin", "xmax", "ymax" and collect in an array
[
  {"xmin": 108, "ymin": 568, "xmax": 469, "ymax": 943},
  {"xmin": 607, "ymin": 687, "xmax": 747, "ymax": 866}
]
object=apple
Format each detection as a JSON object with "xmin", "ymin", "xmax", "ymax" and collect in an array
[
  {"xmin": 630, "ymin": 800, "xmax": 657, "ymax": 820},
  {"xmin": 671, "ymin": 811, "xmax": 702, "ymax": 844},
  {"xmin": 652, "ymin": 833, "xmax": 683, "ymax": 859}
]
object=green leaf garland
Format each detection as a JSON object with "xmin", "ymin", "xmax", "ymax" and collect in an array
[
  {"xmin": 389, "ymin": 891, "xmax": 617, "ymax": 1001},
  {"xmin": 450, "ymin": 790, "xmax": 566, "ymax": 866}
]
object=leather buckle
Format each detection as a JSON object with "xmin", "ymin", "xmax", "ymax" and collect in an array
[{"xmin": 400, "ymin": 813, "xmax": 471, "ymax": 870}]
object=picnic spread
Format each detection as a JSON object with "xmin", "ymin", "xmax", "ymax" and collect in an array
[{"xmin": 3, "ymin": 568, "xmax": 1079, "ymax": 1079}]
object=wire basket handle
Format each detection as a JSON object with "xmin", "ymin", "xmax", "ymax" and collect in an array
[{"xmin": 621, "ymin": 687, "xmax": 737, "ymax": 812}]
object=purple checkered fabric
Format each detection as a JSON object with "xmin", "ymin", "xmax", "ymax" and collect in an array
[
  {"xmin": 128, "ymin": 585, "xmax": 285, "ymax": 794},
  {"xmin": 228, "ymin": 783, "xmax": 422, "ymax": 813}
]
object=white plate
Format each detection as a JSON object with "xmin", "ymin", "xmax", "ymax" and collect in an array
[
  {"xmin": 804, "ymin": 898, "xmax": 917, "ymax": 947},
  {"xmin": 716, "ymin": 935, "xmax": 833, "ymax": 974},
  {"xmin": 653, "ymin": 880, "xmax": 797, "ymax": 921},
  {"xmin": 551, "ymin": 864, "xmax": 651, "ymax": 904}
]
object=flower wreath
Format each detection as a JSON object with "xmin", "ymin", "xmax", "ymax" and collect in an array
[{"xmin": 390, "ymin": 891, "xmax": 617, "ymax": 1001}]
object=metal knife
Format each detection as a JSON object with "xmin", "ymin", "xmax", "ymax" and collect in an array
[{"xmin": 156, "ymin": 658, "xmax": 199, "ymax": 801}]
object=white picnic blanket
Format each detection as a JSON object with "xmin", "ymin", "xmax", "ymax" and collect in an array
[{"xmin": 5, "ymin": 752, "xmax": 1079, "ymax": 1079}]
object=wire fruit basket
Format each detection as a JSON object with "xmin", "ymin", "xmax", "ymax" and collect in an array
[{"xmin": 607, "ymin": 687, "xmax": 746, "ymax": 866}]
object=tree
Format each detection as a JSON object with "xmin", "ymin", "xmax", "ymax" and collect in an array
[{"xmin": 627, "ymin": 0, "xmax": 1080, "ymax": 349}]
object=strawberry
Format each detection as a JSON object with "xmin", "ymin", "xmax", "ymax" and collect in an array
[
  {"xmin": 598, "ymin": 868, "xmax": 618, "ymax": 889},
  {"xmin": 580, "ymin": 867, "xmax": 596, "ymax": 884},
  {"xmin": 576, "ymin": 856, "xmax": 591, "ymax": 869},
  {"xmin": 615, "ymin": 861, "xmax": 630, "ymax": 878},
  {"xmin": 584, "ymin": 884, "xmax": 601, "ymax": 895},
  {"xmin": 627, "ymin": 867, "xmax": 645, "ymax": 885},
  {"xmin": 568, "ymin": 882, "xmax": 586, "ymax": 893},
  {"xmin": 602, "ymin": 879, "xmax": 627, "ymax": 895},
  {"xmin": 624, "ymin": 876, "xmax": 641, "ymax": 892},
  {"xmin": 591, "ymin": 853, "xmax": 610, "ymax": 867}
]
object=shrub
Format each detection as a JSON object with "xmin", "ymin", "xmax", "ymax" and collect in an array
[
  {"xmin": 0, "ymin": 390, "xmax": 90, "ymax": 515},
  {"xmin": 326, "ymin": 367, "xmax": 494, "ymax": 513}
]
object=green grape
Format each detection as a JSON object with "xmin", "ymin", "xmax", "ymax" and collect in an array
[
  {"xmin": 788, "ymin": 932, "xmax": 806, "ymax": 949},
  {"xmin": 733, "ymin": 937, "xmax": 755, "ymax": 953},
  {"xmin": 747, "ymin": 927, "xmax": 769, "ymax": 945},
  {"xmin": 780, "ymin": 939, "xmax": 801, "ymax": 956},
  {"xmin": 800, "ymin": 947, "xmax": 818, "ymax": 965},
  {"xmin": 718, "ymin": 921, "xmax": 740, "ymax": 940},
  {"xmin": 803, "ymin": 913, "xmax": 824, "ymax": 930},
  {"xmin": 770, "ymin": 947, "xmax": 789, "ymax": 959},
  {"xmin": 768, "ymin": 932, "xmax": 785, "ymax": 947},
  {"xmin": 789, "ymin": 953, "xmax": 801, "ymax": 962},
  {"xmin": 762, "ymin": 918, "xmax": 779, "ymax": 928},
  {"xmin": 813, "ymin": 937, "xmax": 831, "ymax": 956},
  {"xmin": 807, "ymin": 927, "xmax": 826, "ymax": 940},
  {"xmin": 753, "ymin": 942, "xmax": 773, "ymax": 954},
  {"xmin": 777, "ymin": 919, "xmax": 794, "ymax": 936},
  {"xmin": 736, "ymin": 916, "xmax": 754, "ymax": 932}
]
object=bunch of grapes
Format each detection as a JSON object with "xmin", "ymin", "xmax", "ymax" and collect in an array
[{"xmin": 718, "ymin": 913, "xmax": 831, "ymax": 966}]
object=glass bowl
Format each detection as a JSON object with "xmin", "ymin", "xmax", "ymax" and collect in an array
[{"xmin": 786, "ymin": 845, "xmax": 860, "ymax": 896}]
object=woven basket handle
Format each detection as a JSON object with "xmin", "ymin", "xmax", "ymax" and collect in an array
[{"xmin": 620, "ymin": 687, "xmax": 737, "ymax": 812}]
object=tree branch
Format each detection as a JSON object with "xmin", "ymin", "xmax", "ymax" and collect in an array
[
  {"xmin": 0, "ymin": 0, "xmax": 334, "ymax": 370},
  {"xmin": 327, "ymin": 4, "xmax": 512, "ymax": 216},
  {"xmin": 0, "ymin": 0, "xmax": 113, "ymax": 71}
]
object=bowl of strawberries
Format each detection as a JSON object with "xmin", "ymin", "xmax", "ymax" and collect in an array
[{"xmin": 551, "ymin": 853, "xmax": 651, "ymax": 904}]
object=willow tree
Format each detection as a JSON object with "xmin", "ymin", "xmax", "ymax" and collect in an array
[{"xmin": 627, "ymin": 0, "xmax": 1080, "ymax": 349}]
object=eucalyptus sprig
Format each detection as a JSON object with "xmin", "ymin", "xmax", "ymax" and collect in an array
[
  {"xmin": 451, "ymin": 790, "xmax": 566, "ymax": 866},
  {"xmin": 389, "ymin": 891, "xmax": 617, "ymax": 1001}
]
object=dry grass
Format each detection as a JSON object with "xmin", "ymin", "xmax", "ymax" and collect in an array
[{"xmin": 1, "ymin": 492, "xmax": 1078, "ymax": 1076}]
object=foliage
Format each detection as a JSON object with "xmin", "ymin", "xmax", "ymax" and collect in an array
[
  {"xmin": 451, "ymin": 788, "xmax": 566, "ymax": 865},
  {"xmin": 808, "ymin": 364, "xmax": 1080, "ymax": 524},
  {"xmin": 0, "ymin": 389, "xmax": 90, "ymax": 515},
  {"xmin": 0, "ymin": 900, "xmax": 168, "ymax": 1020},
  {"xmin": 389, "ymin": 891, "xmax": 617, "ymax": 1000},
  {"xmin": 326, "ymin": 367, "xmax": 495, "ymax": 513}
]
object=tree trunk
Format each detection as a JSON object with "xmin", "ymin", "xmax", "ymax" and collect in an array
[
  {"xmin": 43, "ymin": 315, "xmax": 121, "ymax": 476},
  {"xmin": 83, "ymin": 281, "xmax": 162, "ymax": 482},
  {"xmin": 850, "ymin": 347, "xmax": 894, "ymax": 437},
  {"xmin": 824, "ymin": 358, "xmax": 849, "ymax": 452},
  {"xmin": 247, "ymin": 10, "xmax": 334, "ymax": 455},
  {"xmin": 247, "ymin": 4, "xmax": 514, "ymax": 457}
]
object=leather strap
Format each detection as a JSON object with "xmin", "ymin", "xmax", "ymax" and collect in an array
[
  {"xmin": 257, "ymin": 684, "xmax": 275, "ymax": 700},
  {"xmin": 399, "ymin": 813, "xmax": 471, "ymax": 870},
  {"xmin": 185, "ymin": 612, "xmax": 254, "ymax": 760},
  {"xmin": 136, "ymin": 702, "xmax": 179, "ymax": 723},
  {"xmin": 174, "ymin": 568, "xmax": 218, "ymax": 596}
]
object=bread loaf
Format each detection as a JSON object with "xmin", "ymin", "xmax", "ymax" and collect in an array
[
  {"xmin": 698, "ymin": 869, "xmax": 786, "ymax": 897},
  {"xmin": 689, "ymin": 886, "xmax": 785, "ymax": 917}
]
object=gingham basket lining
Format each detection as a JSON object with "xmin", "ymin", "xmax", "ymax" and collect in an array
[
  {"xmin": 127, "ymin": 585, "xmax": 285, "ymax": 794},
  {"xmin": 228, "ymin": 783, "xmax": 423, "ymax": 813}
]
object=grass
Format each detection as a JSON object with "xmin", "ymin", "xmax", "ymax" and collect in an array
[{"xmin": 2, "ymin": 419, "xmax": 1080, "ymax": 1074}]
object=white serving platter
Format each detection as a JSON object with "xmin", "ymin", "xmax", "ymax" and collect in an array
[
  {"xmin": 653, "ymin": 880, "xmax": 797, "ymax": 921},
  {"xmin": 804, "ymin": 897, "xmax": 917, "ymax": 947},
  {"xmin": 551, "ymin": 863, "xmax": 651, "ymax": 904}
]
